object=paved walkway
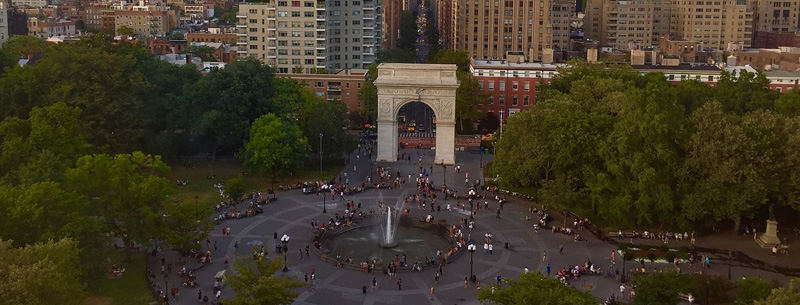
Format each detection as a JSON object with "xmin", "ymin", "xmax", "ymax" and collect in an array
[{"xmin": 149, "ymin": 146, "xmax": 796, "ymax": 305}]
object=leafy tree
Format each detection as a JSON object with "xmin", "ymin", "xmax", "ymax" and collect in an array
[
  {"xmin": 191, "ymin": 57, "xmax": 278, "ymax": 158},
  {"xmin": 117, "ymin": 25, "xmax": 136, "ymax": 36},
  {"xmin": 754, "ymin": 278, "xmax": 800, "ymax": 305},
  {"xmin": 477, "ymin": 272, "xmax": 597, "ymax": 305},
  {"xmin": 226, "ymin": 175, "xmax": 247, "ymax": 201},
  {"xmin": 430, "ymin": 49, "xmax": 469, "ymax": 73},
  {"xmin": 243, "ymin": 114, "xmax": 311, "ymax": 189},
  {"xmin": 589, "ymin": 76, "xmax": 686, "ymax": 226},
  {"xmin": 633, "ymin": 271, "xmax": 691, "ymax": 305},
  {"xmin": 296, "ymin": 98, "xmax": 356, "ymax": 160},
  {"xmin": 736, "ymin": 277, "xmax": 773, "ymax": 305},
  {"xmin": 675, "ymin": 79, "xmax": 715, "ymax": 114},
  {"xmin": 161, "ymin": 200, "xmax": 213, "ymax": 253},
  {"xmin": 0, "ymin": 102, "xmax": 91, "ymax": 184},
  {"xmin": 182, "ymin": 45, "xmax": 217, "ymax": 61},
  {"xmin": 226, "ymin": 257, "xmax": 305, "ymax": 305},
  {"xmin": 1, "ymin": 35, "xmax": 48, "ymax": 58},
  {"xmin": 454, "ymin": 71, "xmax": 486, "ymax": 132},
  {"xmin": 0, "ymin": 239, "xmax": 85, "ymax": 305},
  {"xmin": 774, "ymin": 88, "xmax": 800, "ymax": 117},
  {"xmin": 358, "ymin": 64, "xmax": 378, "ymax": 121},
  {"xmin": 716, "ymin": 70, "xmax": 779, "ymax": 114},
  {"xmin": 65, "ymin": 152, "xmax": 172, "ymax": 261}
]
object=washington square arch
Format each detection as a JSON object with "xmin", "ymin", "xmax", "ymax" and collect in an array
[{"xmin": 374, "ymin": 63, "xmax": 459, "ymax": 165}]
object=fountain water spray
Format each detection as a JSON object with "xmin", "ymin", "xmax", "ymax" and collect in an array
[{"xmin": 378, "ymin": 191, "xmax": 406, "ymax": 248}]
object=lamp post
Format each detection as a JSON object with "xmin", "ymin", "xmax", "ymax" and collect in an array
[
  {"xmin": 468, "ymin": 189, "xmax": 476, "ymax": 216},
  {"xmin": 322, "ymin": 191, "xmax": 327, "ymax": 213},
  {"xmin": 480, "ymin": 147, "xmax": 483, "ymax": 168},
  {"xmin": 468, "ymin": 244, "xmax": 476, "ymax": 282},
  {"xmin": 163, "ymin": 273, "xmax": 169, "ymax": 305},
  {"xmin": 621, "ymin": 250, "xmax": 627, "ymax": 284},
  {"xmin": 727, "ymin": 250, "xmax": 732, "ymax": 280},
  {"xmin": 319, "ymin": 133, "xmax": 323, "ymax": 173},
  {"xmin": 441, "ymin": 161, "xmax": 447, "ymax": 186},
  {"xmin": 281, "ymin": 234, "xmax": 290, "ymax": 272}
]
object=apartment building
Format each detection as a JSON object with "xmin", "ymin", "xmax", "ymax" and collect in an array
[
  {"xmin": 443, "ymin": 0, "xmax": 553, "ymax": 61},
  {"xmin": 0, "ymin": 2, "xmax": 8, "ymax": 46},
  {"xmin": 279, "ymin": 68, "xmax": 367, "ymax": 112},
  {"xmin": 11, "ymin": 0, "xmax": 47, "ymax": 8},
  {"xmin": 551, "ymin": 0, "xmax": 575, "ymax": 51},
  {"xmin": 750, "ymin": 0, "xmax": 799, "ymax": 34},
  {"xmin": 238, "ymin": 0, "xmax": 381, "ymax": 73},
  {"xmin": 584, "ymin": 0, "xmax": 654, "ymax": 50},
  {"xmin": 115, "ymin": 10, "xmax": 170, "ymax": 37},
  {"xmin": 27, "ymin": 16, "xmax": 76, "ymax": 38},
  {"xmin": 326, "ymin": 0, "xmax": 381, "ymax": 70},
  {"xmin": 187, "ymin": 26, "xmax": 237, "ymax": 44},
  {"xmin": 237, "ymin": 2, "xmax": 326, "ymax": 73},
  {"xmin": 672, "ymin": 0, "xmax": 752, "ymax": 50}
]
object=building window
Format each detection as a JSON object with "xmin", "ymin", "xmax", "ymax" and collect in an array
[
  {"xmin": 499, "ymin": 95, "xmax": 505, "ymax": 106},
  {"xmin": 488, "ymin": 81, "xmax": 494, "ymax": 90},
  {"xmin": 523, "ymin": 96, "xmax": 529, "ymax": 106},
  {"xmin": 512, "ymin": 96, "xmax": 518, "ymax": 106},
  {"xmin": 512, "ymin": 81, "xmax": 518, "ymax": 91},
  {"xmin": 315, "ymin": 82, "xmax": 324, "ymax": 87},
  {"xmin": 487, "ymin": 95, "xmax": 494, "ymax": 105},
  {"xmin": 499, "ymin": 81, "xmax": 505, "ymax": 91},
  {"xmin": 524, "ymin": 82, "xmax": 530, "ymax": 91}
]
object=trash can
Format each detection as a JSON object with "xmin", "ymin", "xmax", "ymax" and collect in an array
[
  {"xmin": 362, "ymin": 285, "xmax": 367, "ymax": 294},
  {"xmin": 504, "ymin": 242, "xmax": 509, "ymax": 249}
]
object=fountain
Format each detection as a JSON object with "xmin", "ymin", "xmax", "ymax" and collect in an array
[
  {"xmin": 321, "ymin": 191, "xmax": 455, "ymax": 264},
  {"xmin": 378, "ymin": 191, "xmax": 404, "ymax": 247}
]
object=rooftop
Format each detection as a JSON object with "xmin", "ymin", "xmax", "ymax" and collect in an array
[{"xmin": 471, "ymin": 58, "xmax": 561, "ymax": 70}]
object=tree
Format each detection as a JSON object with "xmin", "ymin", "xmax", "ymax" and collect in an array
[
  {"xmin": 161, "ymin": 200, "xmax": 213, "ymax": 253},
  {"xmin": 454, "ymin": 70, "xmax": 486, "ymax": 132},
  {"xmin": 754, "ymin": 278, "xmax": 800, "ymax": 305},
  {"xmin": 675, "ymin": 79, "xmax": 715, "ymax": 114},
  {"xmin": 774, "ymin": 88, "xmax": 800, "ymax": 117},
  {"xmin": 65, "ymin": 152, "xmax": 172, "ymax": 261},
  {"xmin": 0, "ymin": 102, "xmax": 91, "ymax": 184},
  {"xmin": 430, "ymin": 49, "xmax": 470, "ymax": 73},
  {"xmin": 477, "ymin": 272, "xmax": 597, "ymax": 305},
  {"xmin": 225, "ymin": 257, "xmax": 305, "ymax": 305},
  {"xmin": 358, "ymin": 64, "xmax": 378, "ymax": 121},
  {"xmin": 397, "ymin": 10, "xmax": 417, "ymax": 50},
  {"xmin": 296, "ymin": 98, "xmax": 356, "ymax": 161},
  {"xmin": 117, "ymin": 25, "xmax": 136, "ymax": 36},
  {"xmin": 182, "ymin": 45, "xmax": 217, "ymax": 62},
  {"xmin": 1, "ymin": 35, "xmax": 48, "ymax": 58},
  {"xmin": 243, "ymin": 114, "xmax": 310, "ymax": 189},
  {"xmin": 633, "ymin": 271, "xmax": 691, "ymax": 305},
  {"xmin": 716, "ymin": 70, "xmax": 779, "ymax": 114},
  {"xmin": 191, "ymin": 57, "xmax": 278, "ymax": 158},
  {"xmin": 226, "ymin": 175, "xmax": 246, "ymax": 201},
  {"xmin": 736, "ymin": 277, "xmax": 772, "ymax": 305},
  {"xmin": 0, "ymin": 238, "xmax": 85, "ymax": 305},
  {"xmin": 377, "ymin": 48, "xmax": 415, "ymax": 63}
]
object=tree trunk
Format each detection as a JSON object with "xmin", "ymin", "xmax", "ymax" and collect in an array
[
  {"xmin": 124, "ymin": 237, "xmax": 132, "ymax": 262},
  {"xmin": 733, "ymin": 216, "xmax": 742, "ymax": 235},
  {"xmin": 212, "ymin": 143, "xmax": 218, "ymax": 161}
]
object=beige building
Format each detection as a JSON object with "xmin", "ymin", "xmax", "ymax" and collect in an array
[
  {"xmin": 551, "ymin": 0, "xmax": 576, "ymax": 51},
  {"xmin": 750, "ymin": 0, "xmax": 799, "ymax": 35},
  {"xmin": 115, "ymin": 10, "xmax": 170, "ymax": 37},
  {"xmin": 444, "ymin": 0, "xmax": 553, "ymax": 61},
  {"xmin": 237, "ymin": 2, "xmax": 326, "ymax": 73},
  {"xmin": 586, "ymin": 0, "xmax": 752, "ymax": 50},
  {"xmin": 585, "ymin": 0, "xmax": 654, "ymax": 50},
  {"xmin": 27, "ymin": 17, "xmax": 76, "ymax": 38}
]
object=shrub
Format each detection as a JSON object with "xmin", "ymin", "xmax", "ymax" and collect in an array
[
  {"xmin": 647, "ymin": 252, "xmax": 657, "ymax": 262},
  {"xmin": 679, "ymin": 246, "xmax": 690, "ymax": 254},
  {"xmin": 659, "ymin": 244, "xmax": 670, "ymax": 253},
  {"xmin": 664, "ymin": 251, "xmax": 677, "ymax": 263}
]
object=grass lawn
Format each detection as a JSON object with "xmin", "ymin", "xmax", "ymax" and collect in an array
[
  {"xmin": 165, "ymin": 159, "xmax": 342, "ymax": 205},
  {"xmin": 86, "ymin": 252, "xmax": 152, "ymax": 305}
]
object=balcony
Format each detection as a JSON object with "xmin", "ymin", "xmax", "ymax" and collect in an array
[
  {"xmin": 267, "ymin": 15, "xmax": 276, "ymax": 20},
  {"xmin": 237, "ymin": 39, "xmax": 248, "ymax": 45},
  {"xmin": 267, "ymin": 52, "xmax": 277, "ymax": 58},
  {"xmin": 363, "ymin": 14, "xmax": 375, "ymax": 20},
  {"xmin": 316, "ymin": 15, "xmax": 325, "ymax": 21},
  {"xmin": 363, "ymin": 4, "xmax": 374, "ymax": 10},
  {"xmin": 236, "ymin": 24, "xmax": 247, "ymax": 28},
  {"xmin": 316, "ymin": 44, "xmax": 326, "ymax": 49},
  {"xmin": 327, "ymin": 85, "xmax": 342, "ymax": 91},
  {"xmin": 236, "ymin": 15, "xmax": 247, "ymax": 19},
  {"xmin": 268, "ymin": 43, "xmax": 277, "ymax": 49},
  {"xmin": 236, "ymin": 50, "xmax": 247, "ymax": 54},
  {"xmin": 236, "ymin": 32, "xmax": 247, "ymax": 37},
  {"xmin": 316, "ymin": 35, "xmax": 326, "ymax": 40}
]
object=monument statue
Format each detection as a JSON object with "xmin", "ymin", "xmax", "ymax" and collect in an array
[{"xmin": 757, "ymin": 204, "xmax": 781, "ymax": 248}]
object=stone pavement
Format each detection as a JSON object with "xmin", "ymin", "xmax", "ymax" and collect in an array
[{"xmin": 150, "ymin": 146, "xmax": 796, "ymax": 305}]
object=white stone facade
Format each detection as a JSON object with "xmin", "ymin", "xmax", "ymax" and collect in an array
[{"xmin": 374, "ymin": 63, "xmax": 459, "ymax": 165}]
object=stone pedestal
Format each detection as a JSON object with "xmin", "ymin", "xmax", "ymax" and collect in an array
[{"xmin": 756, "ymin": 220, "xmax": 781, "ymax": 248}]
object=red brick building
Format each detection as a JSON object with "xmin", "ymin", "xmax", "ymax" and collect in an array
[
  {"xmin": 753, "ymin": 31, "xmax": 800, "ymax": 49},
  {"xmin": 278, "ymin": 69, "xmax": 367, "ymax": 113},
  {"xmin": 470, "ymin": 58, "xmax": 554, "ymax": 121}
]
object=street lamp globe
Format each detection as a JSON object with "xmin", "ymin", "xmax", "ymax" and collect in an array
[{"xmin": 467, "ymin": 244, "xmax": 476, "ymax": 252}]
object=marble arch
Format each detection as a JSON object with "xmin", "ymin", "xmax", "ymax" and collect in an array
[{"xmin": 374, "ymin": 63, "xmax": 459, "ymax": 164}]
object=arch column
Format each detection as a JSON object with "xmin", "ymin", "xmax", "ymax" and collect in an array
[{"xmin": 374, "ymin": 63, "xmax": 459, "ymax": 165}]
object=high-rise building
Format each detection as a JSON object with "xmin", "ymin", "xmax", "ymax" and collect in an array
[
  {"xmin": 382, "ymin": 0, "xmax": 402, "ymax": 50},
  {"xmin": 584, "ymin": 0, "xmax": 654, "ymax": 50},
  {"xmin": 237, "ymin": 2, "xmax": 326, "ymax": 73},
  {"xmin": 551, "ymin": 0, "xmax": 576, "ymax": 51},
  {"xmin": 586, "ymin": 0, "xmax": 753, "ymax": 50},
  {"xmin": 0, "ymin": 2, "xmax": 9, "ymax": 46},
  {"xmin": 750, "ymin": 0, "xmax": 800, "ymax": 41},
  {"xmin": 443, "ymin": 0, "xmax": 553, "ymax": 61},
  {"xmin": 238, "ymin": 0, "xmax": 381, "ymax": 73}
]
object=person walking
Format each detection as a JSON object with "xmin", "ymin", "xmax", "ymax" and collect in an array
[
  {"xmin": 542, "ymin": 250, "xmax": 547, "ymax": 262},
  {"xmin": 372, "ymin": 277, "xmax": 378, "ymax": 290},
  {"xmin": 397, "ymin": 278, "xmax": 403, "ymax": 290},
  {"xmin": 197, "ymin": 289, "xmax": 202, "ymax": 302},
  {"xmin": 430, "ymin": 285, "xmax": 435, "ymax": 300},
  {"xmin": 546, "ymin": 264, "xmax": 551, "ymax": 276},
  {"xmin": 559, "ymin": 244, "xmax": 564, "ymax": 254},
  {"xmin": 495, "ymin": 273, "xmax": 502, "ymax": 285}
]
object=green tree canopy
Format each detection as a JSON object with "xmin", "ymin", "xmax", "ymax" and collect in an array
[
  {"xmin": 0, "ymin": 238, "xmax": 85, "ymax": 305},
  {"xmin": 244, "ymin": 114, "xmax": 311, "ymax": 185},
  {"xmin": 225, "ymin": 257, "xmax": 305, "ymax": 305},
  {"xmin": 755, "ymin": 279, "xmax": 800, "ymax": 305},
  {"xmin": 477, "ymin": 272, "xmax": 597, "ymax": 305}
]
